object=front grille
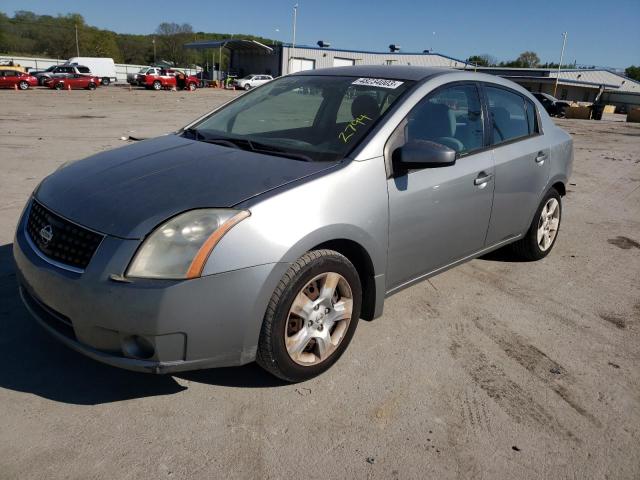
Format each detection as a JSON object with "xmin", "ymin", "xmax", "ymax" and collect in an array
[{"xmin": 26, "ymin": 200, "xmax": 104, "ymax": 270}]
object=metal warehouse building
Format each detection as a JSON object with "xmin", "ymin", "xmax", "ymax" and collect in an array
[
  {"xmin": 184, "ymin": 39, "xmax": 468, "ymax": 77},
  {"xmin": 184, "ymin": 39, "xmax": 640, "ymax": 111},
  {"xmin": 474, "ymin": 66, "xmax": 640, "ymax": 109}
]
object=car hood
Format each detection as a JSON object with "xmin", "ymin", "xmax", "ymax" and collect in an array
[{"xmin": 35, "ymin": 134, "xmax": 338, "ymax": 239}]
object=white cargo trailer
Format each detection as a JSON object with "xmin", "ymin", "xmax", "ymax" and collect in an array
[{"xmin": 67, "ymin": 57, "xmax": 117, "ymax": 85}]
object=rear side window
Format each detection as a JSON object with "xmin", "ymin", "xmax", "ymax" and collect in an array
[
  {"xmin": 405, "ymin": 83, "xmax": 484, "ymax": 154},
  {"xmin": 486, "ymin": 86, "xmax": 529, "ymax": 144}
]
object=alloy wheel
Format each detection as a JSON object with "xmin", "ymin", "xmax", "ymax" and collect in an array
[
  {"xmin": 537, "ymin": 198, "xmax": 560, "ymax": 251},
  {"xmin": 284, "ymin": 272, "xmax": 353, "ymax": 366}
]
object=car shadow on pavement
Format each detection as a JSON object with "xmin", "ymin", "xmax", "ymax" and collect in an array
[
  {"xmin": 0, "ymin": 244, "xmax": 285, "ymax": 404},
  {"xmin": 479, "ymin": 246, "xmax": 531, "ymax": 263}
]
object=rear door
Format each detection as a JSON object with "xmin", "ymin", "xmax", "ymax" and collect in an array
[
  {"xmin": 386, "ymin": 82, "xmax": 495, "ymax": 291},
  {"xmin": 482, "ymin": 84, "xmax": 550, "ymax": 244}
]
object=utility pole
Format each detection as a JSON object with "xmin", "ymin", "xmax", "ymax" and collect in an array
[
  {"xmin": 553, "ymin": 32, "xmax": 568, "ymax": 98},
  {"xmin": 75, "ymin": 24, "xmax": 80, "ymax": 57},
  {"xmin": 289, "ymin": 3, "xmax": 298, "ymax": 74},
  {"xmin": 152, "ymin": 38, "xmax": 157, "ymax": 64}
]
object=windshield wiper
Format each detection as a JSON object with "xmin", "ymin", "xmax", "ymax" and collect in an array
[{"xmin": 185, "ymin": 131, "xmax": 313, "ymax": 161}]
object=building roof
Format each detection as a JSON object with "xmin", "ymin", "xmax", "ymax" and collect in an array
[
  {"xmin": 279, "ymin": 43, "xmax": 468, "ymax": 64},
  {"xmin": 473, "ymin": 66, "xmax": 640, "ymax": 92}
]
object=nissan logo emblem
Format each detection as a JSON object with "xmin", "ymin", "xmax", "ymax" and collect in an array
[{"xmin": 39, "ymin": 224, "xmax": 53, "ymax": 244}]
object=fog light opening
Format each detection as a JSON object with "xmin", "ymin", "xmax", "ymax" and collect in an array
[{"xmin": 121, "ymin": 335, "xmax": 155, "ymax": 359}]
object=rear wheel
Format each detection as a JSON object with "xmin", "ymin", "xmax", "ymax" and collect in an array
[
  {"xmin": 244, "ymin": 83, "xmax": 252, "ymax": 90},
  {"xmin": 87, "ymin": 83, "xmax": 96, "ymax": 90},
  {"xmin": 512, "ymin": 188, "xmax": 562, "ymax": 260},
  {"xmin": 257, "ymin": 250, "xmax": 362, "ymax": 382},
  {"xmin": 101, "ymin": 77, "xmax": 110, "ymax": 86},
  {"xmin": 18, "ymin": 81, "xmax": 29, "ymax": 90},
  {"xmin": 188, "ymin": 82, "xmax": 197, "ymax": 91},
  {"xmin": 54, "ymin": 83, "xmax": 64, "ymax": 90},
  {"xmin": 152, "ymin": 80, "xmax": 162, "ymax": 91}
]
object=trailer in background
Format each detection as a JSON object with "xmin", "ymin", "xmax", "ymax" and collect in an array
[{"xmin": 67, "ymin": 57, "xmax": 117, "ymax": 85}]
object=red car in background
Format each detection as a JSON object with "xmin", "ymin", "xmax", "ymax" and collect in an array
[
  {"xmin": 0, "ymin": 70, "xmax": 38, "ymax": 90},
  {"xmin": 48, "ymin": 74, "xmax": 101, "ymax": 90},
  {"xmin": 139, "ymin": 69, "xmax": 198, "ymax": 91}
]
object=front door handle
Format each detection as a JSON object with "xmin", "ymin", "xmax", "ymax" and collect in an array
[
  {"xmin": 535, "ymin": 151, "xmax": 548, "ymax": 164},
  {"xmin": 474, "ymin": 172, "xmax": 493, "ymax": 186}
]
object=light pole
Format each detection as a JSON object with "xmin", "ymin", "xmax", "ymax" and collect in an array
[
  {"xmin": 75, "ymin": 24, "xmax": 80, "ymax": 57},
  {"xmin": 289, "ymin": 3, "xmax": 298, "ymax": 74},
  {"xmin": 152, "ymin": 38, "xmax": 156, "ymax": 64},
  {"xmin": 553, "ymin": 32, "xmax": 568, "ymax": 98}
]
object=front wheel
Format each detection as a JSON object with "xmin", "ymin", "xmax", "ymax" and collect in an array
[
  {"xmin": 244, "ymin": 83, "xmax": 252, "ymax": 90},
  {"xmin": 512, "ymin": 188, "xmax": 562, "ymax": 260},
  {"xmin": 18, "ymin": 81, "xmax": 29, "ymax": 90},
  {"xmin": 152, "ymin": 80, "xmax": 162, "ymax": 90},
  {"xmin": 87, "ymin": 83, "xmax": 96, "ymax": 90},
  {"xmin": 188, "ymin": 82, "xmax": 197, "ymax": 91},
  {"xmin": 257, "ymin": 250, "xmax": 362, "ymax": 382},
  {"xmin": 101, "ymin": 77, "xmax": 110, "ymax": 86},
  {"xmin": 54, "ymin": 83, "xmax": 64, "ymax": 90}
]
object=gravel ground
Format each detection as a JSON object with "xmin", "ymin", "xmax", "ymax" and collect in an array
[{"xmin": 1, "ymin": 87, "xmax": 639, "ymax": 480}]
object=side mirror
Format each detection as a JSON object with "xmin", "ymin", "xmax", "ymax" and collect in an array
[{"xmin": 392, "ymin": 140, "xmax": 457, "ymax": 171}]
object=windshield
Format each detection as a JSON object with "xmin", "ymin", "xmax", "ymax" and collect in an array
[
  {"xmin": 187, "ymin": 75, "xmax": 414, "ymax": 162},
  {"xmin": 139, "ymin": 67, "xmax": 149, "ymax": 73}
]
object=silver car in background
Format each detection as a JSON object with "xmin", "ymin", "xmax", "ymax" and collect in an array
[
  {"xmin": 14, "ymin": 66, "xmax": 572, "ymax": 382},
  {"xmin": 234, "ymin": 74, "xmax": 273, "ymax": 90}
]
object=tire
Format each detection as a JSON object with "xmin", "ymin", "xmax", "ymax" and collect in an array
[
  {"xmin": 188, "ymin": 82, "xmax": 197, "ymax": 91},
  {"xmin": 18, "ymin": 81, "xmax": 29, "ymax": 90},
  {"xmin": 257, "ymin": 249, "xmax": 362, "ymax": 382},
  {"xmin": 54, "ymin": 83, "xmax": 64, "ymax": 90},
  {"xmin": 101, "ymin": 78, "xmax": 110, "ymax": 86},
  {"xmin": 244, "ymin": 83, "xmax": 252, "ymax": 90},
  {"xmin": 152, "ymin": 80, "xmax": 162, "ymax": 91},
  {"xmin": 87, "ymin": 83, "xmax": 96, "ymax": 91},
  {"xmin": 512, "ymin": 188, "xmax": 562, "ymax": 261}
]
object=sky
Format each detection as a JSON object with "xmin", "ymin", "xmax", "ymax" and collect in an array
[{"xmin": 2, "ymin": 0, "xmax": 639, "ymax": 68}]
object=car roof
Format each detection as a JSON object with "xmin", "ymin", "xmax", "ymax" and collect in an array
[{"xmin": 291, "ymin": 65, "xmax": 453, "ymax": 81}]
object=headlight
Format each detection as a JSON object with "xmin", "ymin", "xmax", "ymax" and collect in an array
[{"xmin": 127, "ymin": 209, "xmax": 250, "ymax": 279}]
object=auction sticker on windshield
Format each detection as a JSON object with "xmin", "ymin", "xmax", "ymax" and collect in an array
[{"xmin": 352, "ymin": 78, "xmax": 404, "ymax": 89}]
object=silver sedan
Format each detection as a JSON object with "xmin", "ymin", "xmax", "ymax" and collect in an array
[{"xmin": 14, "ymin": 66, "xmax": 572, "ymax": 382}]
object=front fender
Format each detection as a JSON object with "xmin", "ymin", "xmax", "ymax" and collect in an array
[{"xmin": 202, "ymin": 157, "xmax": 390, "ymax": 279}]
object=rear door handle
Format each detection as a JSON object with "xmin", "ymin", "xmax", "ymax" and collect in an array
[
  {"xmin": 535, "ymin": 151, "xmax": 548, "ymax": 164},
  {"xmin": 474, "ymin": 172, "xmax": 493, "ymax": 186}
]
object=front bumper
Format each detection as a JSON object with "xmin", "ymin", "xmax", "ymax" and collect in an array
[{"xmin": 13, "ymin": 203, "xmax": 288, "ymax": 373}]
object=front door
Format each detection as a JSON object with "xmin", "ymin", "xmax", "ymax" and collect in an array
[{"xmin": 386, "ymin": 82, "xmax": 495, "ymax": 292}]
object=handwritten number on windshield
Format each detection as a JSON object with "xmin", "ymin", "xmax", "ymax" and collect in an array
[{"xmin": 338, "ymin": 114, "xmax": 372, "ymax": 143}]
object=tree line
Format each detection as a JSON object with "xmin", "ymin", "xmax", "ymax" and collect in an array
[{"xmin": 0, "ymin": 10, "xmax": 273, "ymax": 68}]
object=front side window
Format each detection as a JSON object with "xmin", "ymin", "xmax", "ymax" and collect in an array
[
  {"xmin": 189, "ymin": 75, "xmax": 414, "ymax": 162},
  {"xmin": 78, "ymin": 67, "xmax": 90, "ymax": 73},
  {"xmin": 486, "ymin": 86, "xmax": 530, "ymax": 144},
  {"xmin": 405, "ymin": 83, "xmax": 484, "ymax": 154}
]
